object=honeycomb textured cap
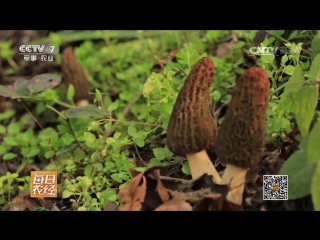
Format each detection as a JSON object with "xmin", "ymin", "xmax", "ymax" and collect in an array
[
  {"xmin": 214, "ymin": 67, "xmax": 270, "ymax": 168},
  {"xmin": 166, "ymin": 57, "xmax": 218, "ymax": 156}
]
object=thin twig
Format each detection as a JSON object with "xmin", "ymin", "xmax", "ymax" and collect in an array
[
  {"xmin": 66, "ymin": 118, "xmax": 89, "ymax": 155},
  {"xmin": 20, "ymin": 100, "xmax": 43, "ymax": 130},
  {"xmin": 172, "ymin": 66, "xmax": 187, "ymax": 77},
  {"xmin": 133, "ymin": 143, "xmax": 147, "ymax": 166}
]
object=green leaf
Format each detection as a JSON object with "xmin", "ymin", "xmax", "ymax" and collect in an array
[
  {"xmin": 22, "ymin": 129, "xmax": 33, "ymax": 145},
  {"xmin": 0, "ymin": 125, "xmax": 5, "ymax": 134},
  {"xmin": 309, "ymin": 53, "xmax": 320, "ymax": 81},
  {"xmin": 148, "ymin": 158, "xmax": 162, "ymax": 167},
  {"xmin": 2, "ymin": 153, "xmax": 17, "ymax": 160},
  {"xmin": 281, "ymin": 55, "xmax": 288, "ymax": 65},
  {"xmin": 135, "ymin": 137, "xmax": 145, "ymax": 148},
  {"xmin": 66, "ymin": 183, "xmax": 79, "ymax": 192},
  {"xmin": 27, "ymin": 74, "xmax": 61, "ymax": 93},
  {"xmin": 153, "ymin": 148, "xmax": 166, "ymax": 160},
  {"xmin": 65, "ymin": 106, "xmax": 105, "ymax": 118},
  {"xmin": 212, "ymin": 91, "xmax": 221, "ymax": 101},
  {"xmin": 261, "ymin": 54, "xmax": 275, "ymax": 64},
  {"xmin": 14, "ymin": 79, "xmax": 30, "ymax": 96},
  {"xmin": 111, "ymin": 173, "xmax": 123, "ymax": 183},
  {"xmin": 8, "ymin": 123, "xmax": 20, "ymax": 135},
  {"xmin": 281, "ymin": 64, "xmax": 304, "ymax": 100},
  {"xmin": 283, "ymin": 65, "xmax": 295, "ymax": 75},
  {"xmin": 294, "ymin": 84, "xmax": 319, "ymax": 137},
  {"xmin": 84, "ymin": 132, "xmax": 96, "ymax": 143},
  {"xmin": 94, "ymin": 162, "xmax": 103, "ymax": 171},
  {"xmin": 79, "ymin": 176, "xmax": 92, "ymax": 190},
  {"xmin": 0, "ymin": 85, "xmax": 17, "ymax": 98},
  {"xmin": 84, "ymin": 165, "xmax": 94, "ymax": 177},
  {"xmin": 3, "ymin": 137, "xmax": 18, "ymax": 146},
  {"xmin": 107, "ymin": 100, "xmax": 119, "ymax": 113},
  {"xmin": 106, "ymin": 137, "xmax": 115, "ymax": 144},
  {"xmin": 64, "ymin": 179, "xmax": 71, "ymax": 186},
  {"xmin": 164, "ymin": 147, "xmax": 174, "ymax": 158},
  {"xmin": 98, "ymin": 189, "xmax": 117, "ymax": 206},
  {"xmin": 113, "ymin": 132, "xmax": 121, "ymax": 139},
  {"xmin": 182, "ymin": 161, "xmax": 191, "ymax": 175},
  {"xmin": 104, "ymin": 122, "xmax": 112, "ymax": 130},
  {"xmin": 143, "ymin": 81, "xmax": 154, "ymax": 94},
  {"xmin": 44, "ymin": 151, "xmax": 50, "ymax": 159},
  {"xmin": 62, "ymin": 189, "xmax": 74, "ymax": 198},
  {"xmin": 279, "ymin": 136, "xmax": 316, "ymax": 199},
  {"xmin": 267, "ymin": 118, "xmax": 291, "ymax": 133},
  {"xmin": 0, "ymin": 110, "xmax": 15, "ymax": 121},
  {"xmin": 307, "ymin": 120, "xmax": 320, "ymax": 163},
  {"xmin": 78, "ymin": 206, "xmax": 87, "ymax": 211},
  {"xmin": 311, "ymin": 163, "xmax": 320, "ymax": 210},
  {"xmin": 67, "ymin": 84, "xmax": 75, "ymax": 102},
  {"xmin": 0, "ymin": 145, "xmax": 6, "ymax": 155},
  {"xmin": 26, "ymin": 147, "xmax": 40, "ymax": 158},
  {"xmin": 270, "ymin": 30, "xmax": 285, "ymax": 36},
  {"xmin": 127, "ymin": 125, "xmax": 137, "ymax": 136},
  {"xmin": 56, "ymin": 142, "xmax": 79, "ymax": 156},
  {"xmin": 57, "ymin": 125, "xmax": 69, "ymax": 132},
  {"xmin": 311, "ymin": 38, "xmax": 320, "ymax": 52},
  {"xmin": 39, "ymin": 140, "xmax": 49, "ymax": 147}
]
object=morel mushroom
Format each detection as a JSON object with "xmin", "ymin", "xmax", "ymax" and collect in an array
[
  {"xmin": 166, "ymin": 57, "xmax": 221, "ymax": 183},
  {"xmin": 215, "ymin": 67, "xmax": 269, "ymax": 205},
  {"xmin": 62, "ymin": 46, "xmax": 91, "ymax": 106}
]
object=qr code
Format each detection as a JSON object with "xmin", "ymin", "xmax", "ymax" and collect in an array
[{"xmin": 263, "ymin": 175, "xmax": 288, "ymax": 200}]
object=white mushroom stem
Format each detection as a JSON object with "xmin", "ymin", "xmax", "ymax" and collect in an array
[
  {"xmin": 220, "ymin": 164, "xmax": 248, "ymax": 205},
  {"xmin": 186, "ymin": 151, "xmax": 222, "ymax": 184}
]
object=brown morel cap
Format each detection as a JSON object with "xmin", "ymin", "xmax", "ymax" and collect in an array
[
  {"xmin": 214, "ymin": 67, "xmax": 270, "ymax": 169},
  {"xmin": 166, "ymin": 57, "xmax": 218, "ymax": 156},
  {"xmin": 62, "ymin": 47, "xmax": 91, "ymax": 103}
]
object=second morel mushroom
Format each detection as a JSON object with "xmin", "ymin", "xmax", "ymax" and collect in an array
[
  {"xmin": 166, "ymin": 57, "xmax": 221, "ymax": 183},
  {"xmin": 215, "ymin": 67, "xmax": 270, "ymax": 205},
  {"xmin": 62, "ymin": 46, "xmax": 91, "ymax": 106}
]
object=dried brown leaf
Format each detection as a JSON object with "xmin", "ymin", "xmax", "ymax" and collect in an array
[
  {"xmin": 139, "ymin": 166, "xmax": 170, "ymax": 210},
  {"xmin": 146, "ymin": 168, "xmax": 170, "ymax": 203},
  {"xmin": 118, "ymin": 172, "xmax": 147, "ymax": 211},
  {"xmin": 28, "ymin": 74, "xmax": 61, "ymax": 93},
  {"xmin": 128, "ymin": 168, "xmax": 141, "ymax": 178},
  {"xmin": 122, "ymin": 167, "xmax": 234, "ymax": 211},
  {"xmin": 37, "ymin": 198, "xmax": 49, "ymax": 209},
  {"xmin": 155, "ymin": 198, "xmax": 193, "ymax": 211},
  {"xmin": 154, "ymin": 49, "xmax": 180, "ymax": 72},
  {"xmin": 120, "ymin": 166, "xmax": 171, "ymax": 210},
  {"xmin": 51, "ymin": 203, "xmax": 61, "ymax": 211},
  {"xmin": 260, "ymin": 205, "xmax": 267, "ymax": 211},
  {"xmin": 103, "ymin": 201, "xmax": 119, "ymax": 211},
  {"xmin": 192, "ymin": 194, "xmax": 222, "ymax": 211},
  {"xmin": 215, "ymin": 31, "xmax": 238, "ymax": 59},
  {"xmin": 10, "ymin": 195, "xmax": 27, "ymax": 211},
  {"xmin": 193, "ymin": 194, "xmax": 243, "ymax": 211}
]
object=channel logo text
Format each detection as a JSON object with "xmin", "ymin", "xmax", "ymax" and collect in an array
[{"xmin": 19, "ymin": 44, "xmax": 59, "ymax": 55}]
